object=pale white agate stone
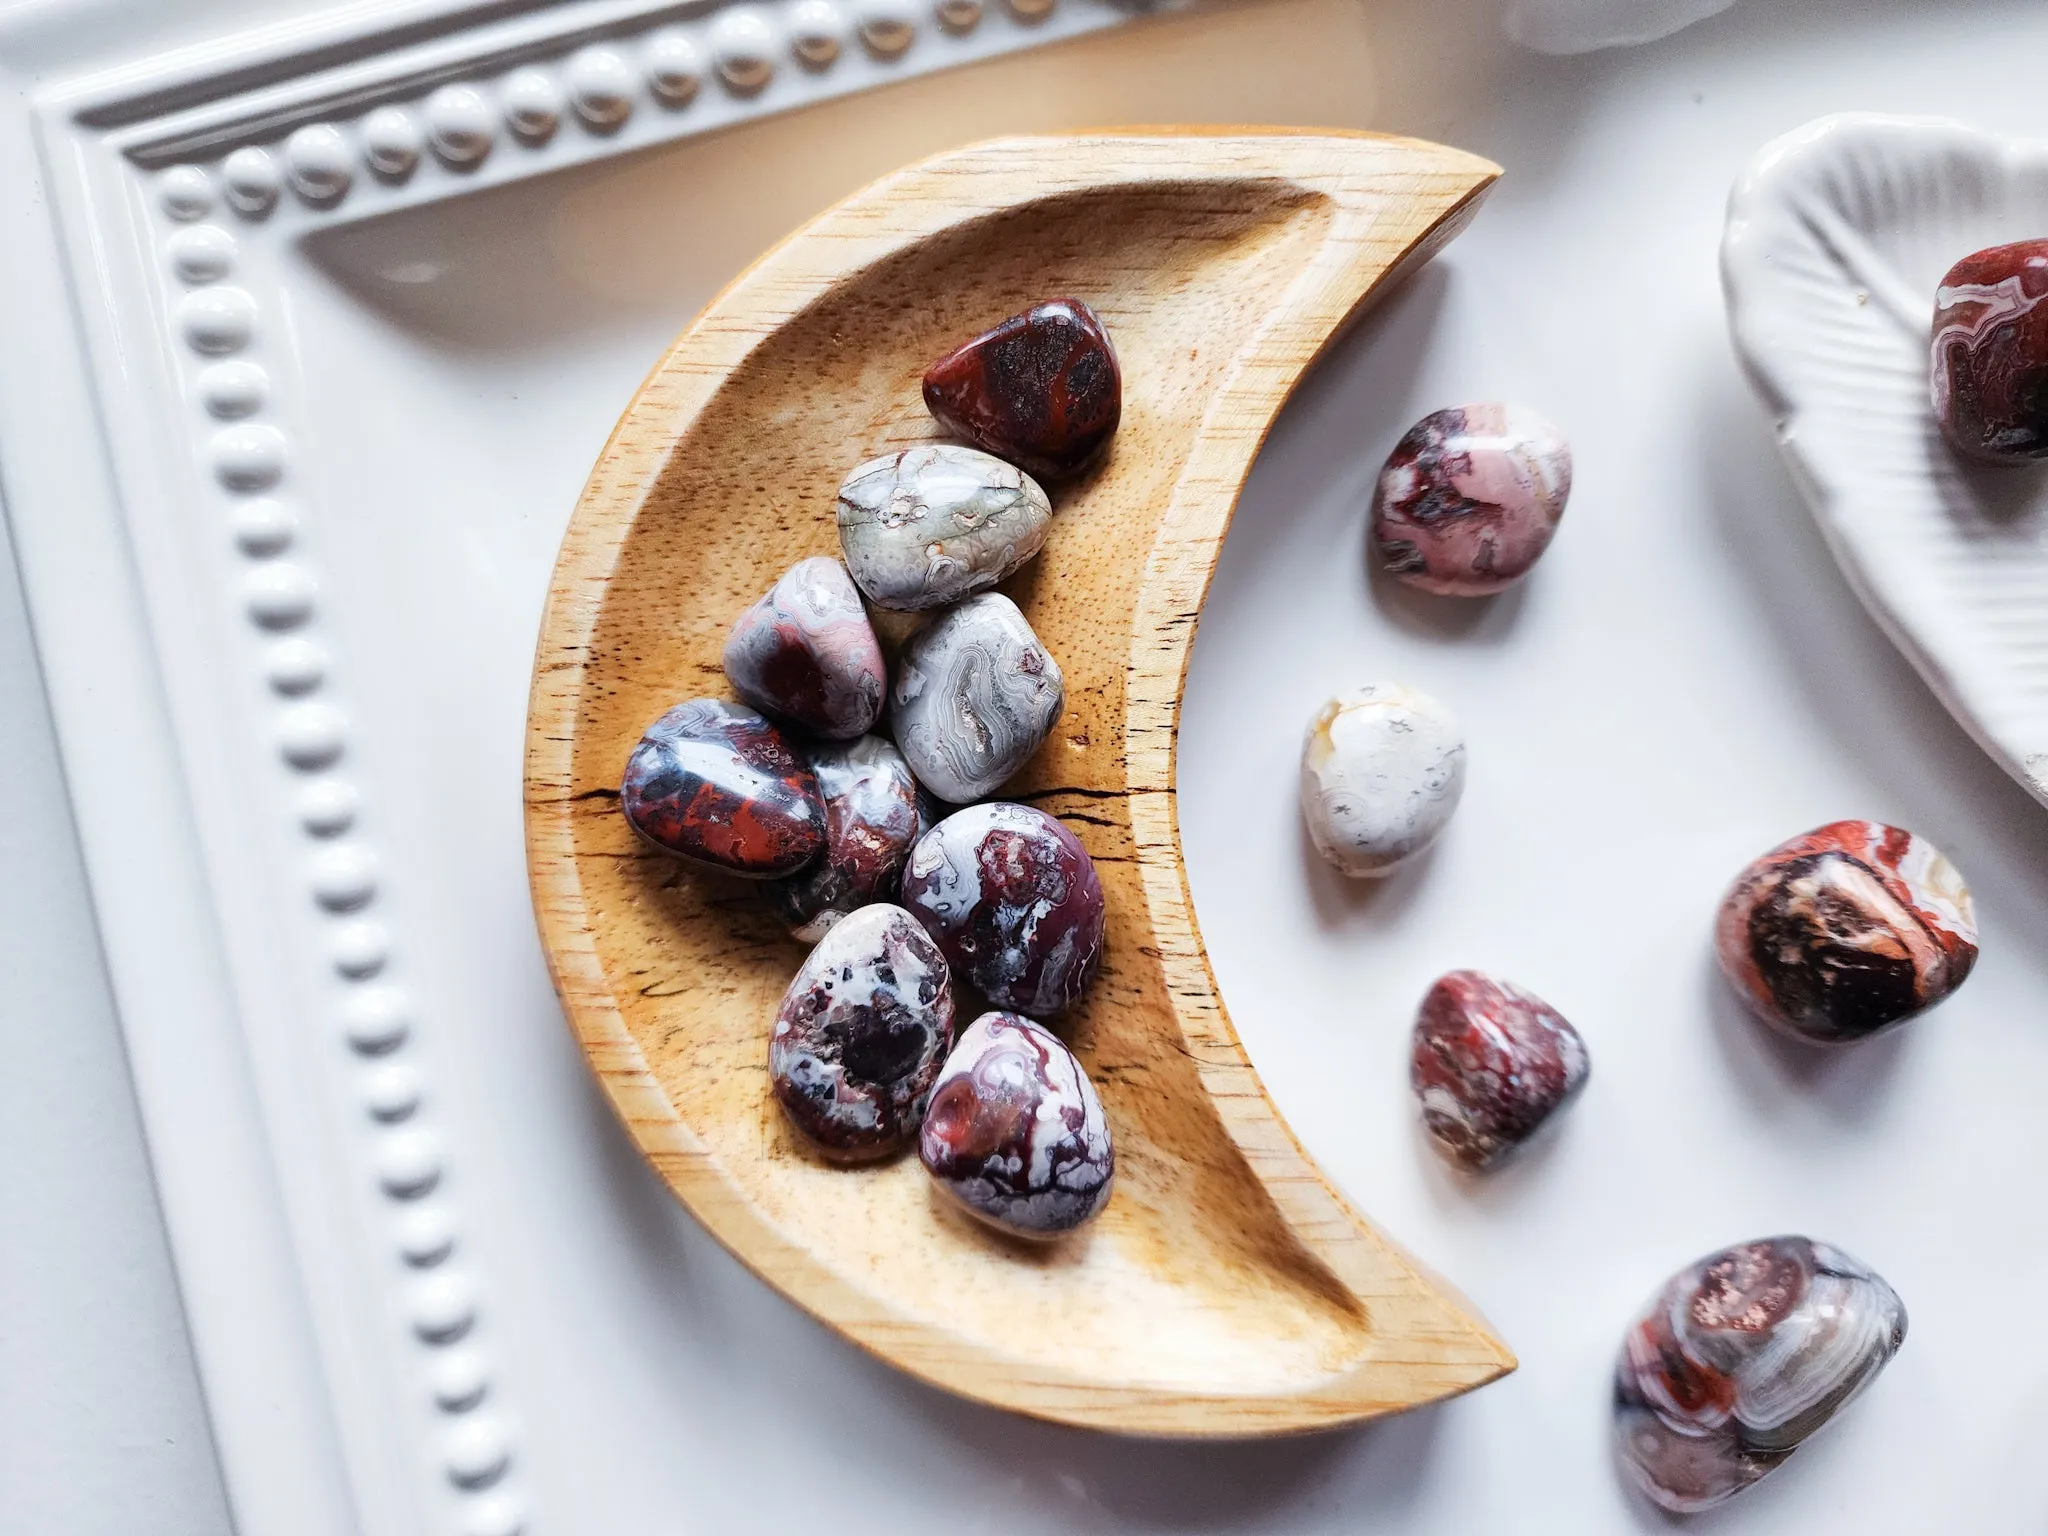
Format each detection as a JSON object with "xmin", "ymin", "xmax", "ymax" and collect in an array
[{"xmin": 1300, "ymin": 683, "xmax": 1466, "ymax": 878}]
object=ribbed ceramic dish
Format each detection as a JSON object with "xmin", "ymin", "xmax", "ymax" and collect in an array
[
  {"xmin": 1724, "ymin": 112, "xmax": 2048, "ymax": 808},
  {"xmin": 524, "ymin": 128, "xmax": 1518, "ymax": 1436}
]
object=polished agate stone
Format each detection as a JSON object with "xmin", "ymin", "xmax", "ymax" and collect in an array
[
  {"xmin": 919, "ymin": 1010, "xmax": 1113, "ymax": 1238},
  {"xmin": 763, "ymin": 735, "xmax": 921, "ymax": 942},
  {"xmin": 722, "ymin": 556, "xmax": 885, "ymax": 739},
  {"xmin": 1931, "ymin": 239, "xmax": 2048, "ymax": 463},
  {"xmin": 900, "ymin": 801, "xmax": 1104, "ymax": 1016},
  {"xmin": 1300, "ymin": 683, "xmax": 1465, "ymax": 878},
  {"xmin": 620, "ymin": 698, "xmax": 823, "ymax": 877},
  {"xmin": 1615, "ymin": 1236, "xmax": 1907, "ymax": 1514},
  {"xmin": 1715, "ymin": 819, "xmax": 1978, "ymax": 1044},
  {"xmin": 1372, "ymin": 404, "xmax": 1571, "ymax": 596},
  {"xmin": 771, "ymin": 904, "xmax": 955, "ymax": 1162},
  {"xmin": 1411, "ymin": 970, "xmax": 1588, "ymax": 1171},
  {"xmin": 890, "ymin": 593, "xmax": 1064, "ymax": 803},
  {"xmin": 922, "ymin": 298, "xmax": 1122, "ymax": 480},
  {"xmin": 835, "ymin": 445, "xmax": 1051, "ymax": 611}
]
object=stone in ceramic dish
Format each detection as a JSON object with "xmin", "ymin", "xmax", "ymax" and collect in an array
[
  {"xmin": 890, "ymin": 592, "xmax": 1064, "ymax": 803},
  {"xmin": 919, "ymin": 1009, "xmax": 1113, "ymax": 1238},
  {"xmin": 1714, "ymin": 819, "xmax": 1977, "ymax": 1044},
  {"xmin": 1371, "ymin": 403, "xmax": 1571, "ymax": 596},
  {"xmin": 836, "ymin": 444, "xmax": 1051, "ymax": 611},
  {"xmin": 1614, "ymin": 1235, "xmax": 1906, "ymax": 1514},
  {"xmin": 923, "ymin": 297, "xmax": 1122, "ymax": 480},
  {"xmin": 771, "ymin": 904, "xmax": 955, "ymax": 1162},
  {"xmin": 762, "ymin": 734, "xmax": 921, "ymax": 942},
  {"xmin": 1410, "ymin": 970, "xmax": 1588, "ymax": 1171},
  {"xmin": 620, "ymin": 698, "xmax": 824, "ymax": 877},
  {"xmin": 722, "ymin": 555, "xmax": 886, "ymax": 739},
  {"xmin": 1300, "ymin": 683, "xmax": 1465, "ymax": 878},
  {"xmin": 1931, "ymin": 238, "xmax": 2048, "ymax": 463},
  {"xmin": 900, "ymin": 801, "xmax": 1104, "ymax": 1016}
]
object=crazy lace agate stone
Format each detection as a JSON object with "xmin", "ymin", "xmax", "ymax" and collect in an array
[
  {"xmin": 1615, "ymin": 1236, "xmax": 1907, "ymax": 1514},
  {"xmin": 923, "ymin": 298, "xmax": 1122, "ymax": 481},
  {"xmin": 620, "ymin": 698, "xmax": 823, "ymax": 877},
  {"xmin": 1931, "ymin": 239, "xmax": 2048, "ymax": 462},
  {"xmin": 901, "ymin": 802, "xmax": 1104, "ymax": 1016},
  {"xmin": 771, "ymin": 904, "xmax": 955, "ymax": 1162},
  {"xmin": 1715, "ymin": 819, "xmax": 1978, "ymax": 1044},
  {"xmin": 836, "ymin": 444, "xmax": 1051, "ymax": 611},
  {"xmin": 1372, "ymin": 403, "xmax": 1572, "ymax": 596},
  {"xmin": 890, "ymin": 593, "xmax": 1064, "ymax": 803},
  {"xmin": 722, "ymin": 556, "xmax": 885, "ymax": 739},
  {"xmin": 1300, "ymin": 683, "xmax": 1466, "ymax": 878},
  {"xmin": 919, "ymin": 1010, "xmax": 1113, "ymax": 1238},
  {"xmin": 1411, "ymin": 970, "xmax": 1588, "ymax": 1171},
  {"xmin": 763, "ymin": 735, "xmax": 921, "ymax": 942}
]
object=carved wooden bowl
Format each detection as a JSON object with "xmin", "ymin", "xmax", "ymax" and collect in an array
[{"xmin": 525, "ymin": 129, "xmax": 1511, "ymax": 1436}]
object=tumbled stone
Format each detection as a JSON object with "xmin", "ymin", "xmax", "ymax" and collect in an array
[
  {"xmin": 922, "ymin": 297, "xmax": 1122, "ymax": 481},
  {"xmin": 620, "ymin": 698, "xmax": 823, "ymax": 877},
  {"xmin": 1715, "ymin": 819, "xmax": 1978, "ymax": 1045},
  {"xmin": 1932, "ymin": 239, "xmax": 2048, "ymax": 463},
  {"xmin": 1372, "ymin": 403, "xmax": 1571, "ymax": 596},
  {"xmin": 890, "ymin": 593, "xmax": 1063, "ymax": 803},
  {"xmin": 1411, "ymin": 970, "xmax": 1588, "ymax": 1171},
  {"xmin": 722, "ymin": 556, "xmax": 885, "ymax": 739},
  {"xmin": 1615, "ymin": 1236, "xmax": 1906, "ymax": 1514},
  {"xmin": 920, "ymin": 1010, "xmax": 1113, "ymax": 1238},
  {"xmin": 762, "ymin": 735, "xmax": 921, "ymax": 942},
  {"xmin": 1300, "ymin": 683, "xmax": 1465, "ymax": 878},
  {"xmin": 836, "ymin": 444, "xmax": 1051, "ymax": 612},
  {"xmin": 771, "ymin": 904, "xmax": 955, "ymax": 1162},
  {"xmin": 901, "ymin": 801, "xmax": 1104, "ymax": 1016}
]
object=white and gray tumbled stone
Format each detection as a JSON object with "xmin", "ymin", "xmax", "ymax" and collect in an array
[
  {"xmin": 835, "ymin": 444, "xmax": 1051, "ymax": 611},
  {"xmin": 1300, "ymin": 682, "xmax": 1466, "ymax": 878},
  {"xmin": 890, "ymin": 593, "xmax": 1063, "ymax": 803}
]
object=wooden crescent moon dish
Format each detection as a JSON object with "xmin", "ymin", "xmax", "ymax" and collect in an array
[{"xmin": 526, "ymin": 128, "xmax": 1512, "ymax": 1436}]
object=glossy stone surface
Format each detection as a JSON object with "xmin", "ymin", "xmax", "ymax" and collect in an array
[
  {"xmin": 836, "ymin": 445, "xmax": 1051, "ymax": 611},
  {"xmin": 620, "ymin": 699, "xmax": 823, "ymax": 877},
  {"xmin": 722, "ymin": 556, "xmax": 885, "ymax": 739},
  {"xmin": 1931, "ymin": 239, "xmax": 2048, "ymax": 463},
  {"xmin": 1715, "ymin": 819, "xmax": 1978, "ymax": 1044},
  {"xmin": 919, "ymin": 1010, "xmax": 1113, "ymax": 1238},
  {"xmin": 1371, "ymin": 403, "xmax": 1572, "ymax": 596},
  {"xmin": 922, "ymin": 297, "xmax": 1122, "ymax": 480},
  {"xmin": 1411, "ymin": 971, "xmax": 1588, "ymax": 1171},
  {"xmin": 900, "ymin": 802, "xmax": 1104, "ymax": 1016},
  {"xmin": 763, "ymin": 735, "xmax": 921, "ymax": 942},
  {"xmin": 1300, "ymin": 683, "xmax": 1465, "ymax": 878},
  {"xmin": 771, "ymin": 904, "xmax": 955, "ymax": 1162},
  {"xmin": 1615, "ymin": 1236, "xmax": 1907, "ymax": 1514},
  {"xmin": 890, "ymin": 593, "xmax": 1064, "ymax": 802}
]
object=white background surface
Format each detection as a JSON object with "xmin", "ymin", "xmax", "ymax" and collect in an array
[{"xmin": 14, "ymin": 0, "xmax": 2048, "ymax": 1531}]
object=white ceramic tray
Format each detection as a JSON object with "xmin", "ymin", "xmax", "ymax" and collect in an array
[
  {"xmin": 9, "ymin": 0, "xmax": 2048, "ymax": 1532},
  {"xmin": 1725, "ymin": 112, "xmax": 2048, "ymax": 814}
]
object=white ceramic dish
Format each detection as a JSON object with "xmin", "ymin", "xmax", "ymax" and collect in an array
[
  {"xmin": 12, "ymin": 0, "xmax": 2048, "ymax": 1532},
  {"xmin": 1725, "ymin": 112, "xmax": 2048, "ymax": 813}
]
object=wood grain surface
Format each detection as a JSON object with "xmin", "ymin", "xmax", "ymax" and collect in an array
[{"xmin": 525, "ymin": 128, "xmax": 1513, "ymax": 1436}]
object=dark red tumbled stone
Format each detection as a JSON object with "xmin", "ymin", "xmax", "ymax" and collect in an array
[
  {"xmin": 1410, "ymin": 970, "xmax": 1589, "ymax": 1170},
  {"xmin": 900, "ymin": 802, "xmax": 1105, "ymax": 1016},
  {"xmin": 1932, "ymin": 239, "xmax": 2048, "ymax": 463},
  {"xmin": 722, "ymin": 556, "xmax": 885, "ymax": 740},
  {"xmin": 762, "ymin": 735, "xmax": 921, "ymax": 941},
  {"xmin": 620, "ymin": 698, "xmax": 824, "ymax": 878},
  {"xmin": 922, "ymin": 298, "xmax": 1121, "ymax": 481}
]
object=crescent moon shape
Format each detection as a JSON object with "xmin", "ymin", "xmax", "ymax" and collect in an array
[{"xmin": 526, "ymin": 129, "xmax": 1512, "ymax": 1436}]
